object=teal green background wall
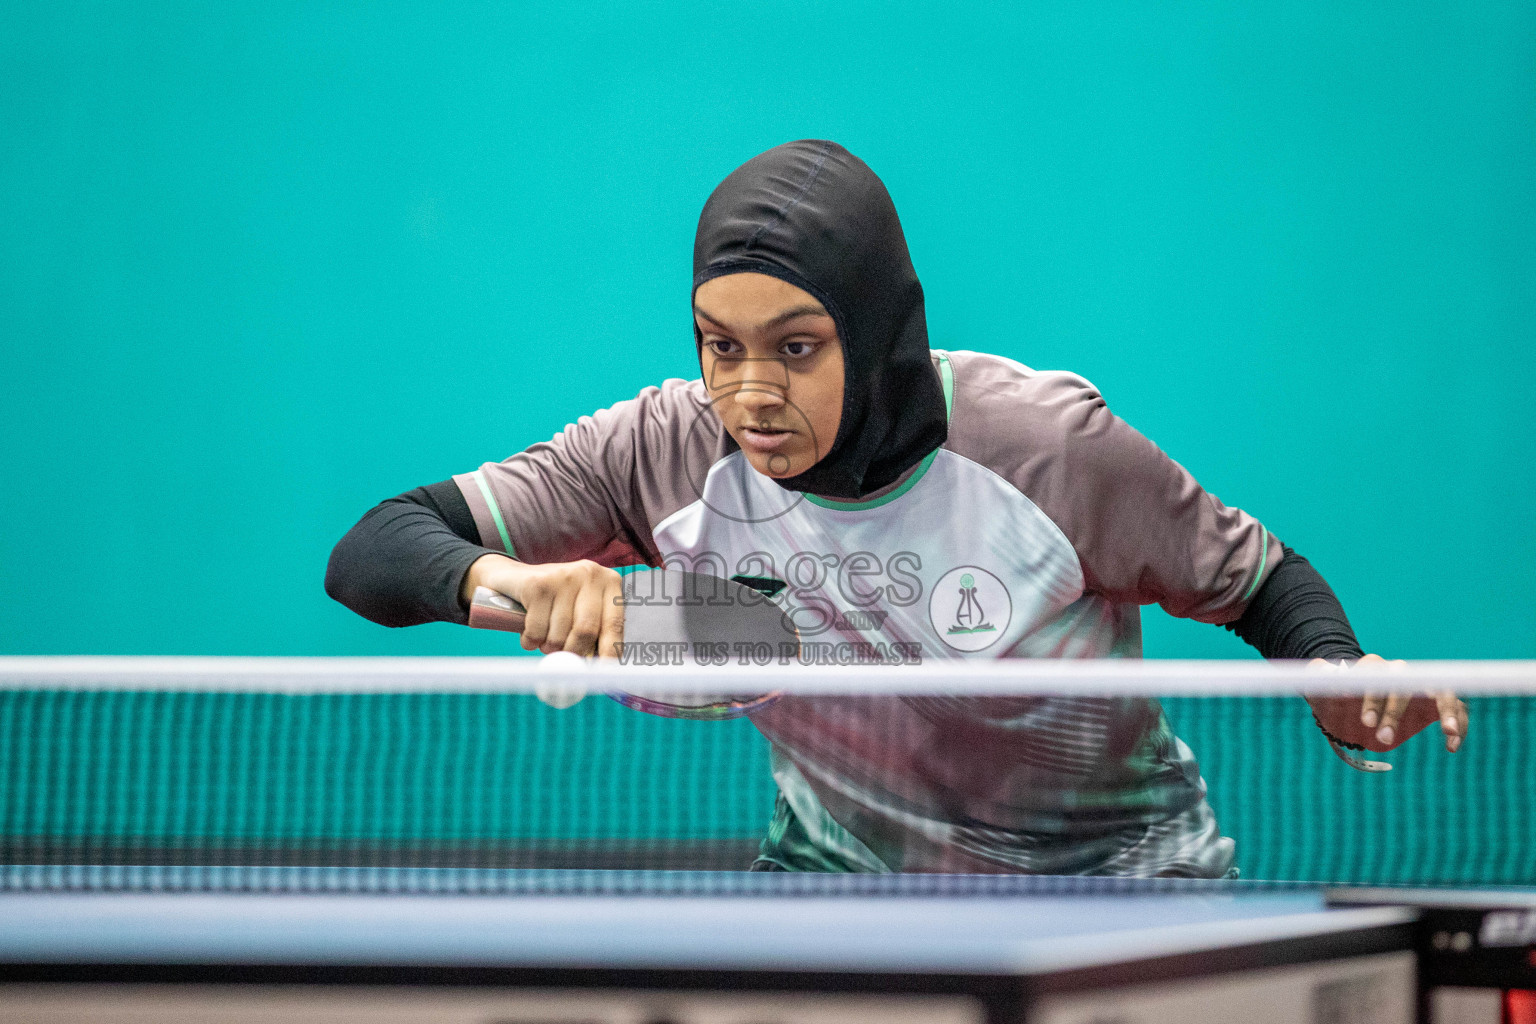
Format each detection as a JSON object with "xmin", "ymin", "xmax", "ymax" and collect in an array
[{"xmin": 4, "ymin": 2, "xmax": 1533, "ymax": 658}]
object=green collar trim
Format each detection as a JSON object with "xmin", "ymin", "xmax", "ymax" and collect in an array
[
  {"xmin": 939, "ymin": 349, "xmax": 954, "ymax": 415},
  {"xmin": 804, "ymin": 352, "xmax": 953, "ymax": 511}
]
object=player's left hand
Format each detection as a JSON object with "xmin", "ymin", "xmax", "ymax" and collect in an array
[{"xmin": 1304, "ymin": 654, "xmax": 1467, "ymax": 753}]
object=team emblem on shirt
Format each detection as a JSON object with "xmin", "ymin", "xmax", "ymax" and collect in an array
[{"xmin": 929, "ymin": 565, "xmax": 1012, "ymax": 652}]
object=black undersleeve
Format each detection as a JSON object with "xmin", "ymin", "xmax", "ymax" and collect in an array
[
  {"xmin": 1224, "ymin": 545, "xmax": 1364, "ymax": 661},
  {"xmin": 324, "ymin": 479, "xmax": 485, "ymax": 627}
]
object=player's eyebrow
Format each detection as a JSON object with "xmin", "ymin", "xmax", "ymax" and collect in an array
[{"xmin": 693, "ymin": 303, "xmax": 831, "ymax": 334}]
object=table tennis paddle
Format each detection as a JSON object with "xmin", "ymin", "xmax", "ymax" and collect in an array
[{"xmin": 469, "ymin": 568, "xmax": 799, "ymax": 720}]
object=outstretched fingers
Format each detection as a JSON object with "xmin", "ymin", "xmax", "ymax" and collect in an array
[
  {"xmin": 1361, "ymin": 690, "xmax": 1385, "ymax": 731},
  {"xmin": 1374, "ymin": 693, "xmax": 1412, "ymax": 747},
  {"xmin": 1435, "ymin": 691, "xmax": 1468, "ymax": 753}
]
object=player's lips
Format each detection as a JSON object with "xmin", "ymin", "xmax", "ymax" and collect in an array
[{"xmin": 738, "ymin": 426, "xmax": 795, "ymax": 453}]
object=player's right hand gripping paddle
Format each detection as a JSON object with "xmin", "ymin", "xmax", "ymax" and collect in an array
[{"xmin": 469, "ymin": 568, "xmax": 799, "ymax": 720}]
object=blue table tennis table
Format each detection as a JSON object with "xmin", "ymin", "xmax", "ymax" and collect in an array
[{"xmin": 0, "ymin": 869, "xmax": 1447, "ymax": 1024}]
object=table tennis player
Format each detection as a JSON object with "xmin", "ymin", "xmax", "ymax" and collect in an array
[{"xmin": 327, "ymin": 139, "xmax": 1466, "ymax": 877}]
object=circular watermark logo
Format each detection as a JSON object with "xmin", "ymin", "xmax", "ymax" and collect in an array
[
  {"xmin": 928, "ymin": 565, "xmax": 1011, "ymax": 652},
  {"xmin": 682, "ymin": 380, "xmax": 818, "ymax": 526}
]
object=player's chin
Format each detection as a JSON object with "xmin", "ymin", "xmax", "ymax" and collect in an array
[{"xmin": 740, "ymin": 445, "xmax": 811, "ymax": 478}]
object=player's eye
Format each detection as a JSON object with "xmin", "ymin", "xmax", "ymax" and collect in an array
[
  {"xmin": 705, "ymin": 339, "xmax": 741, "ymax": 358},
  {"xmin": 780, "ymin": 339, "xmax": 818, "ymax": 359}
]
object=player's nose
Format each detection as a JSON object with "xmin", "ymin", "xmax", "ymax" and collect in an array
[{"xmin": 731, "ymin": 385, "xmax": 787, "ymax": 417}]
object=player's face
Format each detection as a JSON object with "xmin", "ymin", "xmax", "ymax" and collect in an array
[{"xmin": 694, "ymin": 273, "xmax": 844, "ymax": 481}]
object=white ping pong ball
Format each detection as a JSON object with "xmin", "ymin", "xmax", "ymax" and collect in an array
[{"xmin": 536, "ymin": 651, "xmax": 588, "ymax": 709}]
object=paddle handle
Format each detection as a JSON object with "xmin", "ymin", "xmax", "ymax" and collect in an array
[{"xmin": 467, "ymin": 586, "xmax": 527, "ymax": 633}]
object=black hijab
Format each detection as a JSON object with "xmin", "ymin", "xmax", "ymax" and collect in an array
[{"xmin": 693, "ymin": 140, "xmax": 947, "ymax": 500}]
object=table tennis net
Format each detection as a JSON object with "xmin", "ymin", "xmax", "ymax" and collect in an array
[{"xmin": 1, "ymin": 662, "xmax": 1532, "ymax": 891}]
